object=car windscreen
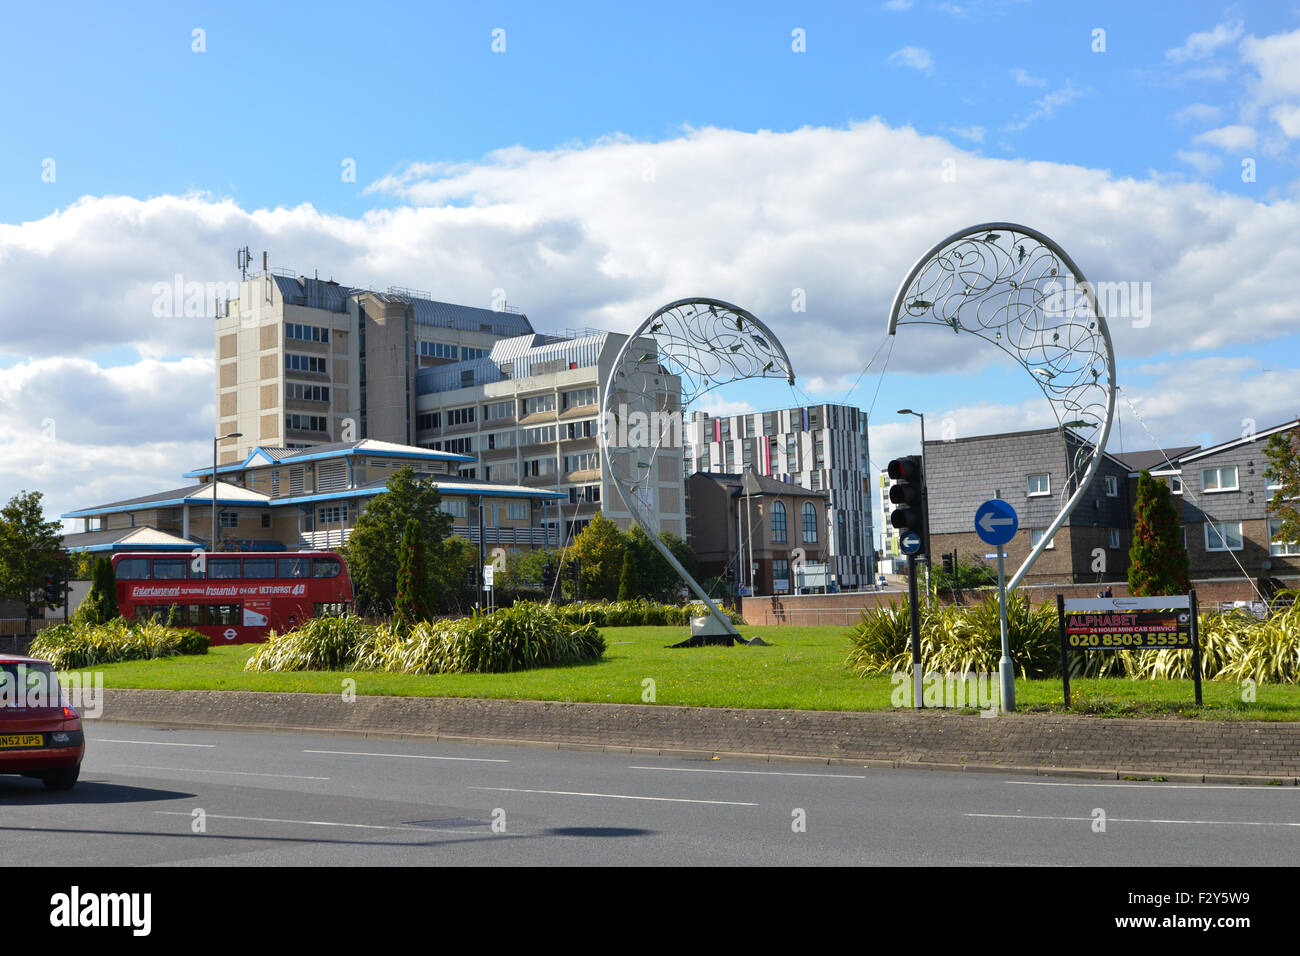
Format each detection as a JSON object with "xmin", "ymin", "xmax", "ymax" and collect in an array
[{"xmin": 0, "ymin": 662, "xmax": 62, "ymax": 711}]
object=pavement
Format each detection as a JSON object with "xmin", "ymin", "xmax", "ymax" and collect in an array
[{"xmin": 3, "ymin": 723, "xmax": 1298, "ymax": 866}]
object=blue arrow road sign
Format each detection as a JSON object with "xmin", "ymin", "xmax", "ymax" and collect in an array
[
  {"xmin": 899, "ymin": 530, "xmax": 922, "ymax": 555},
  {"xmin": 975, "ymin": 499, "xmax": 1019, "ymax": 546}
]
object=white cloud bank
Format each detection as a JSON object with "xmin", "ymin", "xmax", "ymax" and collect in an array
[{"xmin": 2, "ymin": 119, "xmax": 1299, "ymax": 521}]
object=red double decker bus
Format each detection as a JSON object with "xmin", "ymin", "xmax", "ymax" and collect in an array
[{"xmin": 110, "ymin": 551, "xmax": 353, "ymax": 645}]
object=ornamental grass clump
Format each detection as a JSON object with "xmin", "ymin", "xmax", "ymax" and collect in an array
[
  {"xmin": 31, "ymin": 618, "xmax": 208, "ymax": 670},
  {"xmin": 245, "ymin": 613, "xmax": 368, "ymax": 672}
]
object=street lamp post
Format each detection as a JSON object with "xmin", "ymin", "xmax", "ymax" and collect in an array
[
  {"xmin": 213, "ymin": 432, "xmax": 243, "ymax": 551},
  {"xmin": 897, "ymin": 410, "xmax": 930, "ymax": 584}
]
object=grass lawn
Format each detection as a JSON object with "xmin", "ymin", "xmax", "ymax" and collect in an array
[{"xmin": 81, "ymin": 624, "xmax": 1300, "ymax": 721}]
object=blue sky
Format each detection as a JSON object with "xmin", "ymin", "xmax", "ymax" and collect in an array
[{"xmin": 2, "ymin": 0, "xmax": 1299, "ymax": 533}]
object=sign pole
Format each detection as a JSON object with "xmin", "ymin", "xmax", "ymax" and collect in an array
[
  {"xmin": 997, "ymin": 548, "xmax": 1015, "ymax": 712},
  {"xmin": 1056, "ymin": 593, "xmax": 1069, "ymax": 709},
  {"xmin": 907, "ymin": 553, "xmax": 923, "ymax": 709},
  {"xmin": 1190, "ymin": 588, "xmax": 1202, "ymax": 707}
]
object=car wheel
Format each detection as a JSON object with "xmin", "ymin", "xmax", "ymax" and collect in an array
[{"xmin": 42, "ymin": 767, "xmax": 80, "ymax": 791}]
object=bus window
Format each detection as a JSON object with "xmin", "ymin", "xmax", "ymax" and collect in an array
[
  {"xmin": 278, "ymin": 557, "xmax": 309, "ymax": 578},
  {"xmin": 243, "ymin": 557, "xmax": 276, "ymax": 578},
  {"xmin": 153, "ymin": 559, "xmax": 187, "ymax": 580},
  {"xmin": 209, "ymin": 558, "xmax": 241, "ymax": 579},
  {"xmin": 312, "ymin": 557, "xmax": 342, "ymax": 578},
  {"xmin": 185, "ymin": 605, "xmax": 204, "ymax": 626},
  {"xmin": 210, "ymin": 604, "xmax": 240, "ymax": 625},
  {"xmin": 116, "ymin": 557, "xmax": 151, "ymax": 580}
]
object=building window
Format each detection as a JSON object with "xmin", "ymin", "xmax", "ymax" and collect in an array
[
  {"xmin": 563, "ymin": 387, "xmax": 598, "ymax": 409},
  {"xmin": 802, "ymin": 501, "xmax": 818, "ymax": 543},
  {"xmin": 284, "ymin": 353, "xmax": 327, "ymax": 374},
  {"xmin": 1201, "ymin": 466, "xmax": 1238, "ymax": 493},
  {"xmin": 1267, "ymin": 518, "xmax": 1299, "ymax": 556},
  {"xmin": 521, "ymin": 394, "xmax": 557, "ymax": 416},
  {"xmin": 1204, "ymin": 520, "xmax": 1243, "ymax": 551},
  {"xmin": 1104, "ymin": 475, "xmax": 1118, "ymax": 497},
  {"xmin": 1030, "ymin": 529, "xmax": 1055, "ymax": 550},
  {"xmin": 317, "ymin": 505, "xmax": 348, "ymax": 525},
  {"xmin": 565, "ymin": 452, "xmax": 599, "ymax": 473},
  {"xmin": 506, "ymin": 502, "xmax": 529, "ymax": 521},
  {"xmin": 524, "ymin": 457, "xmax": 557, "ymax": 477},
  {"xmin": 285, "ymin": 414, "xmax": 328, "ymax": 433},
  {"xmin": 484, "ymin": 401, "xmax": 514, "ymax": 421},
  {"xmin": 286, "ymin": 322, "xmax": 329, "ymax": 343},
  {"xmin": 771, "ymin": 500, "xmax": 787, "ymax": 543},
  {"xmin": 441, "ymin": 499, "xmax": 468, "ymax": 519},
  {"xmin": 564, "ymin": 419, "xmax": 597, "ymax": 440},
  {"xmin": 1108, "ymin": 528, "xmax": 1120, "ymax": 549},
  {"xmin": 418, "ymin": 340, "xmax": 459, "ymax": 360},
  {"xmin": 1027, "ymin": 474, "xmax": 1050, "ymax": 497},
  {"xmin": 261, "ymin": 513, "xmax": 271, "ymax": 529},
  {"xmin": 219, "ymin": 512, "xmax": 239, "ymax": 528},
  {"xmin": 416, "ymin": 412, "xmax": 441, "ymax": 431},
  {"xmin": 1170, "ymin": 474, "xmax": 1183, "ymax": 494},
  {"xmin": 773, "ymin": 558, "xmax": 790, "ymax": 592},
  {"xmin": 447, "ymin": 406, "xmax": 476, "ymax": 426},
  {"xmin": 286, "ymin": 383, "xmax": 330, "ymax": 402}
]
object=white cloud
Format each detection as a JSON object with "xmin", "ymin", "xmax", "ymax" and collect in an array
[
  {"xmin": 1165, "ymin": 21, "xmax": 1244, "ymax": 63},
  {"xmin": 1176, "ymin": 150, "xmax": 1223, "ymax": 175},
  {"xmin": 1010, "ymin": 67, "xmax": 1045, "ymax": 87},
  {"xmin": 1006, "ymin": 82, "xmax": 1085, "ymax": 131},
  {"xmin": 949, "ymin": 124, "xmax": 986, "ymax": 143},
  {"xmin": 887, "ymin": 46, "xmax": 934, "ymax": 73},
  {"xmin": 881, "ymin": 0, "xmax": 912, "ymax": 10},
  {"xmin": 1173, "ymin": 103, "xmax": 1223, "ymax": 126},
  {"xmin": 1192, "ymin": 124, "xmax": 1258, "ymax": 150},
  {"xmin": 1271, "ymin": 104, "xmax": 1300, "ymax": 138},
  {"xmin": 7, "ymin": 121, "xmax": 1300, "ymax": 520},
  {"xmin": 1240, "ymin": 28, "xmax": 1300, "ymax": 102}
]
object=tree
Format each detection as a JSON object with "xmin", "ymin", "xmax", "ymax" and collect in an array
[
  {"xmin": 392, "ymin": 519, "xmax": 435, "ymax": 631},
  {"xmin": 429, "ymin": 536, "xmax": 480, "ymax": 615},
  {"xmin": 617, "ymin": 549, "xmax": 638, "ymax": 601},
  {"xmin": 342, "ymin": 467, "xmax": 453, "ymax": 615},
  {"xmin": 0, "ymin": 491, "xmax": 66, "ymax": 634},
  {"xmin": 622, "ymin": 525, "xmax": 698, "ymax": 602},
  {"xmin": 569, "ymin": 514, "xmax": 627, "ymax": 600},
  {"xmin": 74, "ymin": 556, "xmax": 121, "ymax": 626},
  {"xmin": 1127, "ymin": 469, "xmax": 1189, "ymax": 595},
  {"xmin": 1263, "ymin": 422, "xmax": 1300, "ymax": 552}
]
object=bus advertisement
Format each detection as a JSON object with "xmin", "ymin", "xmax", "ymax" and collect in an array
[{"xmin": 110, "ymin": 551, "xmax": 354, "ymax": 645}]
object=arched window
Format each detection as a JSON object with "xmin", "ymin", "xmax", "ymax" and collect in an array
[
  {"xmin": 771, "ymin": 500, "xmax": 787, "ymax": 543},
  {"xmin": 802, "ymin": 501, "xmax": 818, "ymax": 543}
]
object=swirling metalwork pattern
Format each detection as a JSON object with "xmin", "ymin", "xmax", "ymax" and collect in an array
[
  {"xmin": 601, "ymin": 297, "xmax": 796, "ymax": 634},
  {"xmin": 886, "ymin": 222, "xmax": 1117, "ymax": 590}
]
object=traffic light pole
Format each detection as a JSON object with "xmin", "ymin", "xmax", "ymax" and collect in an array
[{"xmin": 907, "ymin": 553, "xmax": 923, "ymax": 709}]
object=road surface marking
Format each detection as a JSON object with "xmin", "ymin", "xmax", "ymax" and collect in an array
[
  {"xmin": 630, "ymin": 765, "xmax": 868, "ymax": 780},
  {"xmin": 968, "ymin": 812, "xmax": 1300, "ymax": 827},
  {"xmin": 120, "ymin": 764, "xmax": 329, "ymax": 781},
  {"xmin": 93, "ymin": 738, "xmax": 216, "ymax": 748},
  {"xmin": 153, "ymin": 811, "xmax": 497, "ymax": 834},
  {"xmin": 303, "ymin": 749, "xmax": 508, "ymax": 763},
  {"xmin": 469, "ymin": 786, "xmax": 757, "ymax": 806}
]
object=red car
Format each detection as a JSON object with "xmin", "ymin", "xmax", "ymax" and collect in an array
[{"xmin": 0, "ymin": 654, "xmax": 85, "ymax": 791}]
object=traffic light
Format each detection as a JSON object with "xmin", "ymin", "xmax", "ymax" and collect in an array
[
  {"xmin": 541, "ymin": 562, "xmax": 557, "ymax": 592},
  {"xmin": 42, "ymin": 571, "xmax": 61, "ymax": 606},
  {"xmin": 942, "ymin": 552, "xmax": 955, "ymax": 576},
  {"xmin": 887, "ymin": 454, "xmax": 928, "ymax": 556}
]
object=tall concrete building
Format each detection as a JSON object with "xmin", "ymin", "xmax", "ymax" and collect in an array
[
  {"xmin": 215, "ymin": 270, "xmax": 684, "ymax": 546},
  {"xmin": 214, "ymin": 273, "xmax": 533, "ymax": 465},
  {"xmin": 684, "ymin": 404, "xmax": 875, "ymax": 589}
]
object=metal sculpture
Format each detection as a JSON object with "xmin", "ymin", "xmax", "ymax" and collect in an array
[
  {"xmin": 886, "ymin": 222, "xmax": 1117, "ymax": 589},
  {"xmin": 601, "ymin": 297, "xmax": 796, "ymax": 638}
]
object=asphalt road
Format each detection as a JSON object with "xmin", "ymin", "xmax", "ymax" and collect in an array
[{"xmin": 1, "ymin": 723, "xmax": 1297, "ymax": 866}]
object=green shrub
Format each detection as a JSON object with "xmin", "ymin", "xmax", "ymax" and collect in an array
[
  {"xmin": 553, "ymin": 599, "xmax": 743, "ymax": 628},
  {"xmin": 246, "ymin": 603, "xmax": 605, "ymax": 675},
  {"xmin": 30, "ymin": 617, "xmax": 208, "ymax": 670}
]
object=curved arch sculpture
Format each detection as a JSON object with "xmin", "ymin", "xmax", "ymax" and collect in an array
[
  {"xmin": 886, "ymin": 222, "xmax": 1118, "ymax": 590},
  {"xmin": 601, "ymin": 297, "xmax": 796, "ymax": 638}
]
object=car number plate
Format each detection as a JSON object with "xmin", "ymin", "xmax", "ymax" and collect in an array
[{"xmin": 0, "ymin": 734, "xmax": 44, "ymax": 749}]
